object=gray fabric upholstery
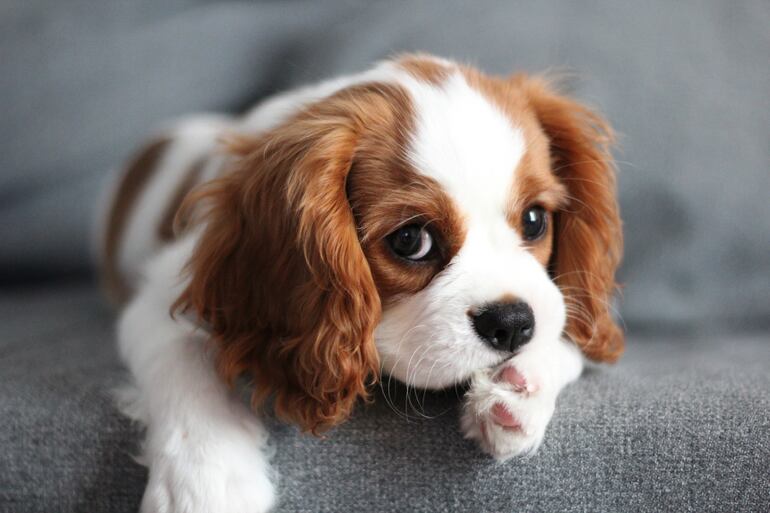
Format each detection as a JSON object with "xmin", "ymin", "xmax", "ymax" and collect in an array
[
  {"xmin": 1, "ymin": 0, "xmax": 770, "ymax": 330},
  {"xmin": 1, "ymin": 283, "xmax": 768, "ymax": 512}
]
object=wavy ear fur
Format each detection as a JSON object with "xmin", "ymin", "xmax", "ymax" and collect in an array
[
  {"xmin": 519, "ymin": 76, "xmax": 624, "ymax": 362},
  {"xmin": 174, "ymin": 92, "xmax": 382, "ymax": 432}
]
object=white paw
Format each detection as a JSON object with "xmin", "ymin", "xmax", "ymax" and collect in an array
[
  {"xmin": 140, "ymin": 436, "xmax": 276, "ymax": 513},
  {"xmin": 461, "ymin": 353, "xmax": 556, "ymax": 460}
]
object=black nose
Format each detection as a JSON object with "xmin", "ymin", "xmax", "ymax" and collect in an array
[{"xmin": 470, "ymin": 301, "xmax": 535, "ymax": 353}]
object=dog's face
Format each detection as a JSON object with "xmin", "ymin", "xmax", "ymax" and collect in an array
[
  {"xmin": 175, "ymin": 56, "xmax": 623, "ymax": 432},
  {"xmin": 367, "ymin": 69, "xmax": 571, "ymax": 390}
]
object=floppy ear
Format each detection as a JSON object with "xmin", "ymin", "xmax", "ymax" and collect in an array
[
  {"xmin": 174, "ymin": 93, "xmax": 381, "ymax": 432},
  {"xmin": 519, "ymin": 76, "xmax": 624, "ymax": 362}
]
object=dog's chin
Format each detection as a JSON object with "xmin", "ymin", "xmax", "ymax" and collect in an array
[{"xmin": 377, "ymin": 338, "xmax": 509, "ymax": 391}]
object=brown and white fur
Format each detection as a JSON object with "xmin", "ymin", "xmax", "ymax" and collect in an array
[{"xmin": 98, "ymin": 54, "xmax": 623, "ymax": 513}]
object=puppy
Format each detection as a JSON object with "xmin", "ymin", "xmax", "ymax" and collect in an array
[{"xmin": 99, "ymin": 53, "xmax": 623, "ymax": 512}]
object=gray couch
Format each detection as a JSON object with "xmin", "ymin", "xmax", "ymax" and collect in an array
[{"xmin": 1, "ymin": 1, "xmax": 768, "ymax": 512}]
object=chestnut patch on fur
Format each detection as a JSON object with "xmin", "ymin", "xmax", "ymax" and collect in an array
[
  {"xmin": 347, "ymin": 103, "xmax": 466, "ymax": 301},
  {"xmin": 397, "ymin": 53, "xmax": 451, "ymax": 85},
  {"xmin": 101, "ymin": 137, "xmax": 170, "ymax": 304}
]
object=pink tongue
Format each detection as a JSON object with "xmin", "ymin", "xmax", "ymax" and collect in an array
[
  {"xmin": 498, "ymin": 366, "xmax": 527, "ymax": 389},
  {"xmin": 491, "ymin": 403, "xmax": 520, "ymax": 428}
]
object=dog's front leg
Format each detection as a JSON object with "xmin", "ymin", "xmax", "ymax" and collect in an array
[
  {"xmin": 117, "ymin": 240, "xmax": 276, "ymax": 513},
  {"xmin": 461, "ymin": 337, "xmax": 584, "ymax": 459}
]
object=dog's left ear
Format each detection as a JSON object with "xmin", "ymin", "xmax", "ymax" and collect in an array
[{"xmin": 518, "ymin": 76, "xmax": 624, "ymax": 362}]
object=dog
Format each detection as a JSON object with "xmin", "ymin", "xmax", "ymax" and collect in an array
[{"xmin": 98, "ymin": 53, "xmax": 623, "ymax": 512}]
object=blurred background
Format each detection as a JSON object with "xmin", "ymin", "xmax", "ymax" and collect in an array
[
  {"xmin": 2, "ymin": 2, "xmax": 769, "ymax": 512},
  {"xmin": 2, "ymin": 0, "xmax": 768, "ymax": 334}
]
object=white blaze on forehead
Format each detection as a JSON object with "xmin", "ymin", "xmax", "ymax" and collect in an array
[{"xmin": 404, "ymin": 72, "xmax": 525, "ymax": 220}]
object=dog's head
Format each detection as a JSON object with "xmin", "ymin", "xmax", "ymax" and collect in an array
[{"xmin": 174, "ymin": 55, "xmax": 623, "ymax": 432}]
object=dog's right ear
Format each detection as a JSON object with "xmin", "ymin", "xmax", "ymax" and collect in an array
[{"xmin": 173, "ymin": 89, "xmax": 388, "ymax": 433}]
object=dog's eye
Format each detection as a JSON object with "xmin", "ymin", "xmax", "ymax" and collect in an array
[
  {"xmin": 387, "ymin": 224, "xmax": 434, "ymax": 261},
  {"xmin": 522, "ymin": 205, "xmax": 547, "ymax": 241}
]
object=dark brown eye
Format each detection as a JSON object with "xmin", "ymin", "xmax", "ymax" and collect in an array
[
  {"xmin": 522, "ymin": 206, "xmax": 547, "ymax": 241},
  {"xmin": 387, "ymin": 224, "xmax": 434, "ymax": 261}
]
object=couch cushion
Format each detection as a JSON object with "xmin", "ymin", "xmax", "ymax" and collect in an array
[
  {"xmin": 1, "ymin": 282, "xmax": 768, "ymax": 512},
  {"xmin": 1, "ymin": 0, "xmax": 770, "ymax": 332}
]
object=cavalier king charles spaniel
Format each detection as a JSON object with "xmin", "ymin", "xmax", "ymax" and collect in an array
[{"xmin": 99, "ymin": 53, "xmax": 623, "ymax": 512}]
